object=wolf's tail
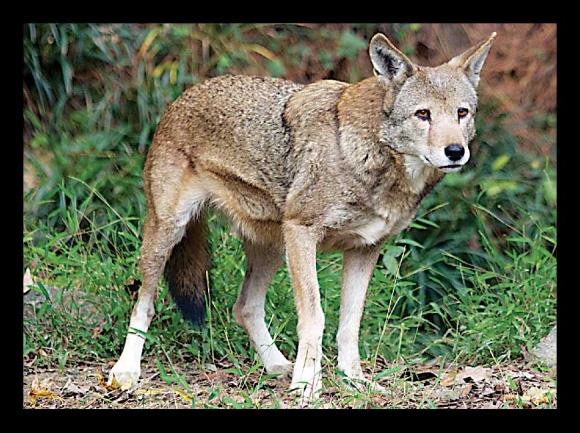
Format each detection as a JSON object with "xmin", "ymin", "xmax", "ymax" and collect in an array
[{"xmin": 164, "ymin": 216, "xmax": 210, "ymax": 325}]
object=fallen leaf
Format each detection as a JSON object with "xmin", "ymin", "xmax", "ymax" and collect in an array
[
  {"xmin": 505, "ymin": 370, "xmax": 536, "ymax": 380},
  {"xmin": 432, "ymin": 387, "xmax": 461, "ymax": 402},
  {"xmin": 480, "ymin": 400, "xmax": 503, "ymax": 409},
  {"xmin": 438, "ymin": 370, "xmax": 457, "ymax": 387},
  {"xmin": 481, "ymin": 383, "xmax": 497, "ymax": 397},
  {"xmin": 92, "ymin": 325, "xmax": 102, "ymax": 339},
  {"xmin": 459, "ymin": 382, "xmax": 473, "ymax": 398},
  {"xmin": 136, "ymin": 388, "xmax": 164, "ymax": 396},
  {"xmin": 203, "ymin": 370, "xmax": 232, "ymax": 382},
  {"xmin": 62, "ymin": 379, "xmax": 91, "ymax": 395},
  {"xmin": 440, "ymin": 376, "xmax": 456, "ymax": 387},
  {"xmin": 120, "ymin": 377, "xmax": 133, "ymax": 391},
  {"xmin": 175, "ymin": 389, "xmax": 193, "ymax": 403},
  {"xmin": 524, "ymin": 387, "xmax": 553, "ymax": 405},
  {"xmin": 97, "ymin": 369, "xmax": 121, "ymax": 391},
  {"xmin": 456, "ymin": 366, "xmax": 492, "ymax": 383},
  {"xmin": 29, "ymin": 374, "xmax": 61, "ymax": 404},
  {"xmin": 503, "ymin": 387, "xmax": 552, "ymax": 407}
]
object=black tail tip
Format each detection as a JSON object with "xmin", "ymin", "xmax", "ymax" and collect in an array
[{"xmin": 171, "ymin": 293, "xmax": 206, "ymax": 326}]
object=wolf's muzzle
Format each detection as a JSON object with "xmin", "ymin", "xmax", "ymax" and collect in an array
[{"xmin": 444, "ymin": 144, "xmax": 465, "ymax": 162}]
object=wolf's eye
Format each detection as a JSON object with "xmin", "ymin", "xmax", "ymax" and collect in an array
[
  {"xmin": 415, "ymin": 109, "xmax": 431, "ymax": 121},
  {"xmin": 458, "ymin": 107, "xmax": 469, "ymax": 119}
]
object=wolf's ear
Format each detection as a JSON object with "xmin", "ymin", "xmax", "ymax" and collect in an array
[
  {"xmin": 448, "ymin": 32, "xmax": 497, "ymax": 88},
  {"xmin": 369, "ymin": 34, "xmax": 416, "ymax": 87}
]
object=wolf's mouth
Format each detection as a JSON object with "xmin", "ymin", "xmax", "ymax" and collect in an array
[
  {"xmin": 438, "ymin": 164, "xmax": 463, "ymax": 173},
  {"xmin": 421, "ymin": 156, "xmax": 464, "ymax": 172}
]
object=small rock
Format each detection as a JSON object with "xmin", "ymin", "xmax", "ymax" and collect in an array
[{"xmin": 528, "ymin": 326, "xmax": 557, "ymax": 368}]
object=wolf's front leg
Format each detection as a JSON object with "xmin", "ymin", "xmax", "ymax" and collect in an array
[
  {"xmin": 336, "ymin": 245, "xmax": 383, "ymax": 390},
  {"xmin": 283, "ymin": 222, "xmax": 325, "ymax": 401}
]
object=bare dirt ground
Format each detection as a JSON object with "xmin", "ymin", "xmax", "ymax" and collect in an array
[{"xmin": 23, "ymin": 355, "xmax": 556, "ymax": 409}]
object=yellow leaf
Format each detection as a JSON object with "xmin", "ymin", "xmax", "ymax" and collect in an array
[
  {"xmin": 175, "ymin": 389, "xmax": 193, "ymax": 403},
  {"xmin": 136, "ymin": 388, "xmax": 163, "ymax": 396},
  {"xmin": 524, "ymin": 387, "xmax": 552, "ymax": 405},
  {"xmin": 440, "ymin": 379, "xmax": 455, "ymax": 387},
  {"xmin": 170, "ymin": 64, "xmax": 177, "ymax": 85},
  {"xmin": 97, "ymin": 369, "xmax": 121, "ymax": 391},
  {"xmin": 492, "ymin": 154, "xmax": 510, "ymax": 171},
  {"xmin": 503, "ymin": 393, "xmax": 518, "ymax": 402},
  {"xmin": 440, "ymin": 371, "xmax": 457, "ymax": 387},
  {"xmin": 139, "ymin": 27, "xmax": 161, "ymax": 57},
  {"xmin": 153, "ymin": 63, "xmax": 165, "ymax": 78},
  {"xmin": 120, "ymin": 377, "xmax": 133, "ymax": 392},
  {"xmin": 246, "ymin": 44, "xmax": 277, "ymax": 61},
  {"xmin": 29, "ymin": 375, "xmax": 60, "ymax": 404},
  {"xmin": 503, "ymin": 388, "xmax": 552, "ymax": 407}
]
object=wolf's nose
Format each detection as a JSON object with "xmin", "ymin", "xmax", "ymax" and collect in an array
[{"xmin": 444, "ymin": 144, "xmax": 465, "ymax": 162}]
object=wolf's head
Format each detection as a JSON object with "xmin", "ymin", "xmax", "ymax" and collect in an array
[{"xmin": 369, "ymin": 32, "xmax": 496, "ymax": 174}]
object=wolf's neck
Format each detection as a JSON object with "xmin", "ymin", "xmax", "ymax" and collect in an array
[
  {"xmin": 336, "ymin": 78, "xmax": 388, "ymax": 172},
  {"xmin": 403, "ymin": 155, "xmax": 441, "ymax": 194}
]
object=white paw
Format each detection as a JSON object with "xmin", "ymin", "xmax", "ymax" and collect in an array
[
  {"xmin": 342, "ymin": 374, "xmax": 385, "ymax": 393},
  {"xmin": 108, "ymin": 361, "xmax": 141, "ymax": 389},
  {"xmin": 339, "ymin": 364, "xmax": 385, "ymax": 393},
  {"xmin": 289, "ymin": 369, "xmax": 322, "ymax": 403},
  {"xmin": 266, "ymin": 361, "xmax": 294, "ymax": 378}
]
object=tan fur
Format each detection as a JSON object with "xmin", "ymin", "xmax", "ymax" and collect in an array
[{"xmin": 109, "ymin": 32, "xmax": 496, "ymax": 402}]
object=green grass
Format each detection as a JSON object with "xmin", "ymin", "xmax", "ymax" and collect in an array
[{"xmin": 23, "ymin": 178, "xmax": 556, "ymax": 368}]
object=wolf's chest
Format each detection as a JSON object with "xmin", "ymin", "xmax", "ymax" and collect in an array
[
  {"xmin": 349, "ymin": 215, "xmax": 393, "ymax": 245},
  {"xmin": 320, "ymin": 205, "xmax": 414, "ymax": 250}
]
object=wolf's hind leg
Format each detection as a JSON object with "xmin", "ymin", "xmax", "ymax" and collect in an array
[
  {"xmin": 108, "ymin": 213, "xmax": 180, "ymax": 388},
  {"xmin": 233, "ymin": 240, "xmax": 293, "ymax": 377},
  {"xmin": 109, "ymin": 151, "xmax": 209, "ymax": 388}
]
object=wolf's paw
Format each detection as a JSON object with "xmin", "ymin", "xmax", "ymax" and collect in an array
[
  {"xmin": 342, "ymin": 375, "xmax": 385, "ymax": 393},
  {"xmin": 339, "ymin": 364, "xmax": 384, "ymax": 393},
  {"xmin": 266, "ymin": 361, "xmax": 293, "ymax": 378},
  {"xmin": 289, "ymin": 369, "xmax": 322, "ymax": 404},
  {"xmin": 288, "ymin": 381, "xmax": 322, "ymax": 406},
  {"xmin": 108, "ymin": 361, "xmax": 141, "ymax": 389}
]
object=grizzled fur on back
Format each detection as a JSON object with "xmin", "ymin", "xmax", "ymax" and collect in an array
[
  {"xmin": 149, "ymin": 76, "xmax": 304, "ymax": 243},
  {"xmin": 157, "ymin": 75, "xmax": 304, "ymax": 202}
]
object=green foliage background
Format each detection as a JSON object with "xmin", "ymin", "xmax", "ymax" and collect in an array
[{"xmin": 23, "ymin": 24, "xmax": 556, "ymax": 372}]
